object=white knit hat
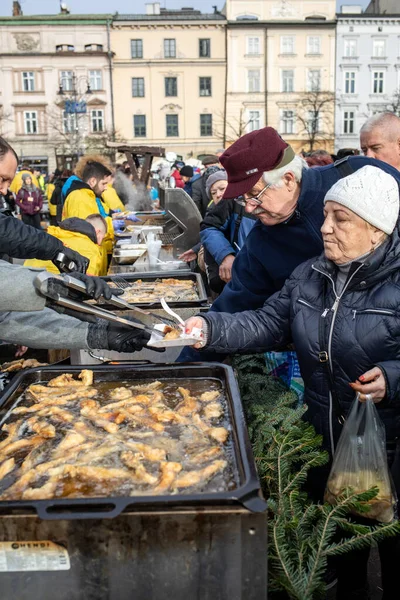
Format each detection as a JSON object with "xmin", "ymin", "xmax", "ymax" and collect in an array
[{"xmin": 324, "ymin": 165, "xmax": 399, "ymax": 235}]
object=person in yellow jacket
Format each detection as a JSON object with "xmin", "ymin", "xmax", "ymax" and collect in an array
[
  {"xmin": 61, "ymin": 159, "xmax": 113, "ymax": 273},
  {"xmin": 46, "ymin": 174, "xmax": 56, "ymax": 225},
  {"xmin": 9, "ymin": 163, "xmax": 39, "ymax": 194},
  {"xmin": 24, "ymin": 214, "xmax": 108, "ymax": 276},
  {"xmin": 102, "ymin": 179, "xmax": 125, "ymax": 212}
]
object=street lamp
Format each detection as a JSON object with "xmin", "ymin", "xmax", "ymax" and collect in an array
[{"xmin": 57, "ymin": 73, "xmax": 93, "ymax": 162}]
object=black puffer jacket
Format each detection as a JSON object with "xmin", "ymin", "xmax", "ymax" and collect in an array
[
  {"xmin": 203, "ymin": 230, "xmax": 400, "ymax": 457},
  {"xmin": 0, "ymin": 213, "xmax": 62, "ymax": 260}
]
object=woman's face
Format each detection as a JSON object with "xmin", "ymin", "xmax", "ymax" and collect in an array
[
  {"xmin": 25, "ymin": 176, "xmax": 32, "ymax": 186},
  {"xmin": 210, "ymin": 180, "xmax": 228, "ymax": 204},
  {"xmin": 321, "ymin": 201, "xmax": 384, "ymax": 265}
]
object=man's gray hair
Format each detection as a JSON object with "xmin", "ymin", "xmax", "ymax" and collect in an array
[
  {"xmin": 262, "ymin": 155, "xmax": 308, "ymax": 188},
  {"xmin": 360, "ymin": 112, "xmax": 400, "ymax": 139}
]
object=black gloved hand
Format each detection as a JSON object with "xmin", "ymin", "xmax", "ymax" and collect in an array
[
  {"xmin": 107, "ymin": 324, "xmax": 151, "ymax": 353},
  {"xmin": 68, "ymin": 272, "xmax": 114, "ymax": 300},
  {"xmin": 51, "ymin": 247, "xmax": 89, "ymax": 274}
]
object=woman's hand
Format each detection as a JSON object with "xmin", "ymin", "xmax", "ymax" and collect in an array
[
  {"xmin": 219, "ymin": 255, "xmax": 235, "ymax": 283},
  {"xmin": 184, "ymin": 317, "xmax": 206, "ymax": 349},
  {"xmin": 349, "ymin": 366, "xmax": 386, "ymax": 403},
  {"xmin": 179, "ymin": 249, "xmax": 197, "ymax": 262}
]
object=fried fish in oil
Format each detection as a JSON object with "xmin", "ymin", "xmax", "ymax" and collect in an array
[
  {"xmin": 0, "ymin": 458, "xmax": 15, "ymax": 480},
  {"xmin": 120, "ymin": 451, "xmax": 158, "ymax": 485},
  {"xmin": 153, "ymin": 461, "xmax": 182, "ymax": 492},
  {"xmin": 200, "ymin": 391, "xmax": 220, "ymax": 403},
  {"xmin": 175, "ymin": 460, "xmax": 227, "ymax": 488},
  {"xmin": 124, "ymin": 441, "xmax": 166, "ymax": 462},
  {"xmin": 188, "ymin": 446, "xmax": 222, "ymax": 465},
  {"xmin": 203, "ymin": 402, "xmax": 223, "ymax": 420}
]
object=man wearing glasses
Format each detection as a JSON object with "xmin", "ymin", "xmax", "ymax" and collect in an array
[{"xmin": 178, "ymin": 125, "xmax": 400, "ymax": 362}]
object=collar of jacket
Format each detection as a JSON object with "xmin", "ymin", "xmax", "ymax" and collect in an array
[
  {"xmin": 59, "ymin": 217, "xmax": 97, "ymax": 244},
  {"xmin": 312, "ymin": 228, "xmax": 400, "ymax": 291},
  {"xmin": 62, "ymin": 175, "xmax": 93, "ymax": 202}
]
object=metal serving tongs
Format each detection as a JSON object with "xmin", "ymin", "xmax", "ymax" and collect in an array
[{"xmin": 33, "ymin": 272, "xmax": 166, "ymax": 338}]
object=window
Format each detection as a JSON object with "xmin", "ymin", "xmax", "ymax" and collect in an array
[
  {"xmin": 89, "ymin": 70, "xmax": 102, "ymax": 91},
  {"xmin": 281, "ymin": 110, "xmax": 294, "ymax": 134},
  {"xmin": 344, "ymin": 39, "xmax": 357, "ymax": 57},
  {"xmin": 166, "ymin": 114, "xmax": 179, "ymax": 137},
  {"xmin": 165, "ymin": 77, "xmax": 177, "ymax": 97},
  {"xmin": 373, "ymin": 39, "xmax": 386, "ymax": 57},
  {"xmin": 307, "ymin": 36, "xmax": 321, "ymax": 54},
  {"xmin": 132, "ymin": 77, "xmax": 145, "ymax": 97},
  {"xmin": 60, "ymin": 71, "xmax": 73, "ymax": 91},
  {"xmin": 164, "ymin": 39, "xmax": 176, "ymax": 58},
  {"xmin": 24, "ymin": 111, "xmax": 38, "ymax": 134},
  {"xmin": 131, "ymin": 39, "xmax": 143, "ymax": 59},
  {"xmin": 248, "ymin": 69, "xmax": 260, "ymax": 93},
  {"xmin": 200, "ymin": 114, "xmax": 212, "ymax": 136},
  {"xmin": 307, "ymin": 69, "xmax": 321, "ymax": 92},
  {"xmin": 199, "ymin": 77, "xmax": 212, "ymax": 96},
  {"xmin": 63, "ymin": 111, "xmax": 78, "ymax": 134},
  {"xmin": 91, "ymin": 109, "xmax": 104, "ymax": 133},
  {"xmin": 343, "ymin": 110, "xmax": 355, "ymax": 134},
  {"xmin": 22, "ymin": 71, "xmax": 35, "ymax": 92},
  {"xmin": 282, "ymin": 70, "xmax": 294, "ymax": 92},
  {"xmin": 373, "ymin": 71, "xmax": 384, "ymax": 94},
  {"xmin": 247, "ymin": 37, "xmax": 260, "ymax": 55},
  {"xmin": 85, "ymin": 44, "xmax": 103, "ymax": 52},
  {"xmin": 56, "ymin": 44, "xmax": 75, "ymax": 52},
  {"xmin": 199, "ymin": 39, "xmax": 210, "ymax": 58},
  {"xmin": 281, "ymin": 36, "xmax": 295, "ymax": 54},
  {"xmin": 307, "ymin": 110, "xmax": 320, "ymax": 133},
  {"xmin": 248, "ymin": 110, "xmax": 260, "ymax": 132},
  {"xmin": 134, "ymin": 115, "xmax": 146, "ymax": 137},
  {"xmin": 344, "ymin": 71, "xmax": 356, "ymax": 94}
]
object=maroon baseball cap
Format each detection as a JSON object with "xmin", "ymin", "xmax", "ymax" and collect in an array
[{"xmin": 220, "ymin": 127, "xmax": 295, "ymax": 199}]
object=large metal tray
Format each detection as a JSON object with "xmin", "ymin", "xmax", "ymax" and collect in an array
[
  {"xmin": 0, "ymin": 364, "xmax": 266, "ymax": 520},
  {"xmin": 100, "ymin": 271, "xmax": 208, "ymax": 308}
]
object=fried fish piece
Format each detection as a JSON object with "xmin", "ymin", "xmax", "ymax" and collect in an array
[
  {"xmin": 200, "ymin": 391, "xmax": 221, "ymax": 403},
  {"xmin": 37, "ymin": 407, "xmax": 75, "ymax": 423},
  {"xmin": 99, "ymin": 394, "xmax": 151, "ymax": 413},
  {"xmin": 0, "ymin": 421, "xmax": 23, "ymax": 450},
  {"xmin": 130, "ymin": 381, "xmax": 163, "ymax": 392},
  {"xmin": 25, "ymin": 417, "xmax": 56, "ymax": 439},
  {"xmin": 124, "ymin": 441, "xmax": 166, "ymax": 461},
  {"xmin": 47, "ymin": 370, "xmax": 93, "ymax": 388},
  {"xmin": 1, "ymin": 360, "xmax": 24, "ymax": 372},
  {"xmin": 208, "ymin": 427, "xmax": 229, "ymax": 444},
  {"xmin": 64, "ymin": 465, "xmax": 133, "ymax": 482},
  {"xmin": 79, "ymin": 370, "xmax": 93, "ymax": 386},
  {"xmin": 0, "ymin": 458, "xmax": 15, "ymax": 480},
  {"xmin": 203, "ymin": 402, "xmax": 223, "ymax": 421},
  {"xmin": 120, "ymin": 451, "xmax": 158, "ymax": 485},
  {"xmin": 175, "ymin": 460, "xmax": 227, "ymax": 488},
  {"xmin": 0, "ymin": 435, "xmax": 45, "ymax": 458},
  {"xmin": 22, "ymin": 480, "xmax": 60, "ymax": 500},
  {"xmin": 80, "ymin": 407, "xmax": 119, "ymax": 434},
  {"xmin": 163, "ymin": 328, "xmax": 181, "ymax": 340},
  {"xmin": 188, "ymin": 446, "xmax": 223, "ymax": 465},
  {"xmin": 119, "ymin": 410, "xmax": 164, "ymax": 432},
  {"xmin": 54, "ymin": 431, "xmax": 86, "ymax": 454},
  {"xmin": 108, "ymin": 387, "xmax": 133, "ymax": 401},
  {"xmin": 148, "ymin": 405, "xmax": 189, "ymax": 425},
  {"xmin": 177, "ymin": 387, "xmax": 198, "ymax": 415},
  {"xmin": 153, "ymin": 461, "xmax": 182, "ymax": 492}
]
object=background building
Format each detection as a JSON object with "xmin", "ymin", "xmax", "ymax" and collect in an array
[
  {"xmin": 224, "ymin": 0, "xmax": 336, "ymax": 153},
  {"xmin": 112, "ymin": 3, "xmax": 226, "ymax": 159},
  {"xmin": 0, "ymin": 2, "xmax": 114, "ymax": 172},
  {"xmin": 335, "ymin": 1, "xmax": 400, "ymax": 152}
]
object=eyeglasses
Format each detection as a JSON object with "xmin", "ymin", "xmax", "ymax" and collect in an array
[{"xmin": 234, "ymin": 183, "xmax": 271, "ymax": 207}]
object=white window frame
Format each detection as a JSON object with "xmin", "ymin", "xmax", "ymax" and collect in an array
[
  {"xmin": 24, "ymin": 111, "xmax": 38, "ymax": 134},
  {"xmin": 343, "ymin": 110, "xmax": 355, "ymax": 134},
  {"xmin": 281, "ymin": 69, "xmax": 294, "ymax": 93},
  {"xmin": 60, "ymin": 71, "xmax": 73, "ymax": 92},
  {"xmin": 344, "ymin": 71, "xmax": 356, "ymax": 94},
  {"xmin": 247, "ymin": 37, "xmax": 260, "ymax": 55},
  {"xmin": 248, "ymin": 110, "xmax": 261, "ymax": 132},
  {"xmin": 307, "ymin": 36, "xmax": 321, "ymax": 55},
  {"xmin": 372, "ymin": 71, "xmax": 385, "ymax": 94},
  {"xmin": 344, "ymin": 39, "xmax": 357, "ymax": 57},
  {"xmin": 91, "ymin": 109, "xmax": 104, "ymax": 133},
  {"xmin": 22, "ymin": 71, "xmax": 35, "ymax": 92},
  {"xmin": 280, "ymin": 110, "xmax": 295, "ymax": 135},
  {"xmin": 372, "ymin": 39, "xmax": 386, "ymax": 57},
  {"xmin": 307, "ymin": 69, "xmax": 321, "ymax": 92},
  {"xmin": 281, "ymin": 36, "xmax": 295, "ymax": 54},
  {"xmin": 89, "ymin": 70, "xmax": 102, "ymax": 91},
  {"xmin": 63, "ymin": 111, "xmax": 78, "ymax": 134},
  {"xmin": 247, "ymin": 69, "xmax": 260, "ymax": 93}
]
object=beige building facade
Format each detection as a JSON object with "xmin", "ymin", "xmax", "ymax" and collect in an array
[
  {"xmin": 225, "ymin": 0, "xmax": 336, "ymax": 153},
  {"xmin": 0, "ymin": 9, "xmax": 114, "ymax": 172},
  {"xmin": 111, "ymin": 5, "xmax": 227, "ymax": 159}
]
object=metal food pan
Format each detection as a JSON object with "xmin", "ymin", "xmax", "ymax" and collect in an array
[
  {"xmin": 100, "ymin": 271, "xmax": 208, "ymax": 308},
  {"xmin": 0, "ymin": 364, "xmax": 266, "ymax": 520},
  {"xmin": 112, "ymin": 246, "xmax": 147, "ymax": 265}
]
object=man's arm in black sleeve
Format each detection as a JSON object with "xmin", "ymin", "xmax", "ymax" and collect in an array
[{"xmin": 0, "ymin": 213, "xmax": 62, "ymax": 260}]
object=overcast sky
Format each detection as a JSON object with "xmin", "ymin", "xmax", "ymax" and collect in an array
[{"xmin": 0, "ymin": 0, "xmax": 371, "ymax": 16}]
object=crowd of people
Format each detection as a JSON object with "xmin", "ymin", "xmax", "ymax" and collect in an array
[{"xmin": 1, "ymin": 109, "xmax": 400, "ymax": 598}]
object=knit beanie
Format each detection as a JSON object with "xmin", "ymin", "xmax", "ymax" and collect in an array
[
  {"xmin": 180, "ymin": 165, "xmax": 194, "ymax": 178},
  {"xmin": 324, "ymin": 165, "xmax": 399, "ymax": 235},
  {"xmin": 206, "ymin": 169, "xmax": 228, "ymax": 200}
]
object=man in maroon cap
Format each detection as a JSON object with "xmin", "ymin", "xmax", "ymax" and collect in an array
[{"xmin": 178, "ymin": 126, "xmax": 400, "ymax": 362}]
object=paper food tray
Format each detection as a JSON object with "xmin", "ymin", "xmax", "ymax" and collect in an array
[{"xmin": 147, "ymin": 325, "xmax": 202, "ymax": 348}]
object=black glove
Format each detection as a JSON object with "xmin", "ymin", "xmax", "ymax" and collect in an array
[
  {"xmin": 51, "ymin": 247, "xmax": 89, "ymax": 274},
  {"xmin": 68, "ymin": 272, "xmax": 114, "ymax": 300},
  {"xmin": 107, "ymin": 324, "xmax": 151, "ymax": 353}
]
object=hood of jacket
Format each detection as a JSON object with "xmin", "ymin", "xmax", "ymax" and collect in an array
[
  {"xmin": 59, "ymin": 217, "xmax": 97, "ymax": 245},
  {"xmin": 61, "ymin": 175, "xmax": 93, "ymax": 203}
]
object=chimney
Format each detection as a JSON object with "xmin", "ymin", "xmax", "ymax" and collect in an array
[
  {"xmin": 145, "ymin": 2, "xmax": 161, "ymax": 15},
  {"xmin": 60, "ymin": 2, "xmax": 70, "ymax": 14},
  {"xmin": 12, "ymin": 1, "xmax": 23, "ymax": 16}
]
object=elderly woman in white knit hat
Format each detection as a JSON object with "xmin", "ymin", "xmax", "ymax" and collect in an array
[{"xmin": 186, "ymin": 165, "xmax": 400, "ymax": 598}]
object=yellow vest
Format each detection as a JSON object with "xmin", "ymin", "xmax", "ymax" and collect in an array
[
  {"xmin": 9, "ymin": 170, "xmax": 40, "ymax": 194},
  {"xmin": 47, "ymin": 183, "xmax": 56, "ymax": 216},
  {"xmin": 24, "ymin": 225, "xmax": 106, "ymax": 276},
  {"xmin": 102, "ymin": 185, "xmax": 125, "ymax": 212}
]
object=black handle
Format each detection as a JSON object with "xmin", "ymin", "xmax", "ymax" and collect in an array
[{"xmin": 35, "ymin": 500, "xmax": 124, "ymax": 521}]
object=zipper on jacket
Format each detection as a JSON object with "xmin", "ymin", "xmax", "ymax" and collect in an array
[
  {"xmin": 352, "ymin": 308, "xmax": 396, "ymax": 319},
  {"xmin": 312, "ymin": 263, "xmax": 364, "ymax": 456}
]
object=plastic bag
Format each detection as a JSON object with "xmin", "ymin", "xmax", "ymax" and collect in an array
[{"xmin": 324, "ymin": 395, "xmax": 396, "ymax": 523}]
